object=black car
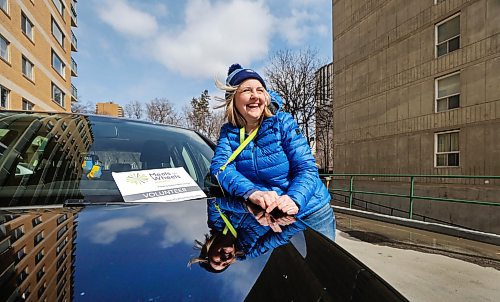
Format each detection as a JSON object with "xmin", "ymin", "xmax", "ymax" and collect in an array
[{"xmin": 0, "ymin": 111, "xmax": 407, "ymax": 301}]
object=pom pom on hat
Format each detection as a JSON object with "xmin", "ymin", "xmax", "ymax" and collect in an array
[
  {"xmin": 225, "ymin": 63, "xmax": 266, "ymax": 88},
  {"xmin": 227, "ymin": 63, "xmax": 242, "ymax": 76}
]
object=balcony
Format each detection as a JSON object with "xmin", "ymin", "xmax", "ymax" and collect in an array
[
  {"xmin": 70, "ymin": 2, "xmax": 77, "ymax": 27},
  {"xmin": 71, "ymin": 31, "xmax": 77, "ymax": 51},
  {"xmin": 71, "ymin": 57, "xmax": 77, "ymax": 76},
  {"xmin": 71, "ymin": 84, "xmax": 78, "ymax": 102}
]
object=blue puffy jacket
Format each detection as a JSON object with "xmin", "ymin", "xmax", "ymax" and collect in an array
[
  {"xmin": 207, "ymin": 198, "xmax": 306, "ymax": 259},
  {"xmin": 210, "ymin": 105, "xmax": 331, "ymax": 218}
]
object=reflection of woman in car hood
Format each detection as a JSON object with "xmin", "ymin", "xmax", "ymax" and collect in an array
[{"xmin": 190, "ymin": 198, "xmax": 306, "ymax": 272}]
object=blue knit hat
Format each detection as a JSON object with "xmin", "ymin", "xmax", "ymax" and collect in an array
[{"xmin": 225, "ymin": 63, "xmax": 266, "ymax": 88}]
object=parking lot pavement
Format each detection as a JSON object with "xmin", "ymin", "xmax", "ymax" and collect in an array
[{"xmin": 335, "ymin": 213, "xmax": 500, "ymax": 302}]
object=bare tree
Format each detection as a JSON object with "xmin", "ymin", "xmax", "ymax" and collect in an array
[
  {"xmin": 146, "ymin": 98, "xmax": 181, "ymax": 125},
  {"xmin": 71, "ymin": 98, "xmax": 95, "ymax": 114},
  {"xmin": 124, "ymin": 101, "xmax": 143, "ymax": 119},
  {"xmin": 205, "ymin": 109, "xmax": 226, "ymax": 142},
  {"xmin": 265, "ymin": 48, "xmax": 324, "ymax": 142}
]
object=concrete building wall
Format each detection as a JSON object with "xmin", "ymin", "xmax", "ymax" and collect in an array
[
  {"xmin": 333, "ymin": 0, "xmax": 500, "ymax": 178},
  {"xmin": 331, "ymin": 0, "xmax": 500, "ymax": 232},
  {"xmin": 0, "ymin": 0, "xmax": 78, "ymax": 112}
]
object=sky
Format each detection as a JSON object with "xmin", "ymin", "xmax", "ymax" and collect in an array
[{"xmin": 72, "ymin": 0, "xmax": 333, "ymax": 112}]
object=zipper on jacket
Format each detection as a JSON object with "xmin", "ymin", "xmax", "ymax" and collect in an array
[{"xmin": 252, "ymin": 141, "xmax": 260, "ymax": 179}]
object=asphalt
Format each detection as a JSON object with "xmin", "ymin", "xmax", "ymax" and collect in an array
[{"xmin": 334, "ymin": 212, "xmax": 500, "ymax": 302}]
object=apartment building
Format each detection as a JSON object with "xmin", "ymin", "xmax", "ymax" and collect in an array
[
  {"xmin": 0, "ymin": 0, "xmax": 78, "ymax": 112},
  {"xmin": 331, "ymin": 0, "xmax": 500, "ymax": 232},
  {"xmin": 96, "ymin": 101, "xmax": 124, "ymax": 117},
  {"xmin": 0, "ymin": 209, "xmax": 80, "ymax": 301}
]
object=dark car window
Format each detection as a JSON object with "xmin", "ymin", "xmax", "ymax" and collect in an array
[{"xmin": 0, "ymin": 112, "xmax": 214, "ymax": 206}]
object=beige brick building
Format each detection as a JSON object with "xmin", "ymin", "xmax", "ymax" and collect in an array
[
  {"xmin": 96, "ymin": 101, "xmax": 124, "ymax": 117},
  {"xmin": 331, "ymin": 0, "xmax": 500, "ymax": 232},
  {"xmin": 0, "ymin": 0, "xmax": 78, "ymax": 112}
]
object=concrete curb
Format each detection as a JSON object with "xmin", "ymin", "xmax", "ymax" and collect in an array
[{"xmin": 332, "ymin": 205, "xmax": 500, "ymax": 246}]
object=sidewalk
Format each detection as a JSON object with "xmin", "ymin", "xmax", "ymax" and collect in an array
[{"xmin": 335, "ymin": 212, "xmax": 500, "ymax": 302}]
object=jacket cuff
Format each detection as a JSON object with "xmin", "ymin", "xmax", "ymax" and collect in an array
[{"xmin": 243, "ymin": 188, "xmax": 258, "ymax": 201}]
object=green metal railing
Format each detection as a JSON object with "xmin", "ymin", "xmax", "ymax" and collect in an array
[{"xmin": 320, "ymin": 173, "xmax": 500, "ymax": 220}]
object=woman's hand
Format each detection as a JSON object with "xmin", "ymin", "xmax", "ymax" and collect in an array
[
  {"xmin": 248, "ymin": 190, "xmax": 278, "ymax": 212},
  {"xmin": 277, "ymin": 195, "xmax": 299, "ymax": 215}
]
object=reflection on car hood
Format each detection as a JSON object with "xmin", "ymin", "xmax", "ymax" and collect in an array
[{"xmin": 0, "ymin": 199, "xmax": 408, "ymax": 302}]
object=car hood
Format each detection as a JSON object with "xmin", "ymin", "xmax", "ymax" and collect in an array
[{"xmin": 0, "ymin": 199, "xmax": 407, "ymax": 302}]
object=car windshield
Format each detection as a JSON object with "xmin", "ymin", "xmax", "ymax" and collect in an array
[{"xmin": 0, "ymin": 112, "xmax": 214, "ymax": 206}]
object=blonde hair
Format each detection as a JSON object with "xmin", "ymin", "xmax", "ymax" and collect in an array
[{"xmin": 214, "ymin": 79, "xmax": 273, "ymax": 128}]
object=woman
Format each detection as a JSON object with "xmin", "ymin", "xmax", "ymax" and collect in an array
[{"xmin": 210, "ymin": 63, "xmax": 335, "ymax": 240}]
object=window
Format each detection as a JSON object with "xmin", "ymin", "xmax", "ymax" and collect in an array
[
  {"xmin": 17, "ymin": 266, "xmax": 29, "ymax": 285},
  {"xmin": 436, "ymin": 72, "xmax": 460, "ymax": 112},
  {"xmin": 11, "ymin": 225, "xmax": 25, "ymax": 242},
  {"xmin": 0, "ymin": 34, "xmax": 8, "ymax": 61},
  {"xmin": 57, "ymin": 213, "xmax": 68, "ymax": 225},
  {"xmin": 0, "ymin": 0, "xmax": 7, "ymax": 14},
  {"xmin": 35, "ymin": 249, "xmax": 45, "ymax": 264},
  {"xmin": 52, "ymin": 51, "xmax": 64, "ymax": 76},
  {"xmin": 434, "ymin": 0, "xmax": 446, "ymax": 4},
  {"xmin": 33, "ymin": 215, "xmax": 43, "ymax": 226},
  {"xmin": 57, "ymin": 224, "xmax": 68, "ymax": 239},
  {"xmin": 34, "ymin": 231, "xmax": 44, "ymax": 245},
  {"xmin": 436, "ymin": 14, "xmax": 460, "ymax": 57},
  {"xmin": 22, "ymin": 56, "xmax": 34, "ymax": 80},
  {"xmin": 21, "ymin": 13, "xmax": 34, "ymax": 41},
  {"xmin": 52, "ymin": 0, "xmax": 64, "ymax": 17},
  {"xmin": 23, "ymin": 99, "xmax": 35, "ymax": 110},
  {"xmin": 1, "ymin": 85, "xmax": 9, "ymax": 108},
  {"xmin": 435, "ymin": 131, "xmax": 460, "ymax": 167},
  {"xmin": 37, "ymin": 266, "xmax": 45, "ymax": 281},
  {"xmin": 52, "ymin": 83, "xmax": 65, "ymax": 107},
  {"xmin": 37, "ymin": 282, "xmax": 47, "ymax": 299},
  {"xmin": 52, "ymin": 18, "xmax": 64, "ymax": 47},
  {"xmin": 16, "ymin": 246, "xmax": 27, "ymax": 263}
]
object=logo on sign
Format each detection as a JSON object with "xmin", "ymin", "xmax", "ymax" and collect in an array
[{"xmin": 126, "ymin": 173, "xmax": 149, "ymax": 185}]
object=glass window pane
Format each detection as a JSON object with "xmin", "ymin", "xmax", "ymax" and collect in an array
[
  {"xmin": 438, "ymin": 74, "xmax": 460, "ymax": 98},
  {"xmin": 450, "ymin": 132, "xmax": 459, "ymax": 151},
  {"xmin": 437, "ymin": 99, "xmax": 447, "ymax": 112},
  {"xmin": 0, "ymin": 0, "xmax": 7, "ymax": 11},
  {"xmin": 436, "ymin": 154, "xmax": 446, "ymax": 166},
  {"xmin": 448, "ymin": 153, "xmax": 459, "ymax": 166},
  {"xmin": 0, "ymin": 35, "xmax": 7, "ymax": 60},
  {"xmin": 52, "ymin": 52, "xmax": 64, "ymax": 75},
  {"xmin": 448, "ymin": 37, "xmax": 460, "ymax": 52},
  {"xmin": 52, "ymin": 20, "xmax": 64, "ymax": 46},
  {"xmin": 438, "ymin": 15, "xmax": 460, "ymax": 43},
  {"xmin": 437, "ymin": 43, "xmax": 447, "ymax": 57},
  {"xmin": 438, "ymin": 134, "xmax": 446, "ymax": 152},
  {"xmin": 1, "ymin": 86, "xmax": 8, "ymax": 108},
  {"xmin": 52, "ymin": 0, "xmax": 64, "ymax": 16},
  {"xmin": 449, "ymin": 95, "xmax": 460, "ymax": 109}
]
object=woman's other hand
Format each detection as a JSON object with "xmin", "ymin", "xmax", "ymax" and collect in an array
[{"xmin": 277, "ymin": 195, "xmax": 299, "ymax": 215}]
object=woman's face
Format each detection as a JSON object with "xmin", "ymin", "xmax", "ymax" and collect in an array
[
  {"xmin": 234, "ymin": 79, "xmax": 267, "ymax": 125},
  {"xmin": 209, "ymin": 245, "xmax": 236, "ymax": 271}
]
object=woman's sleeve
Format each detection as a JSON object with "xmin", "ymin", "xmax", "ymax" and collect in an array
[
  {"xmin": 209, "ymin": 125, "xmax": 257, "ymax": 200},
  {"xmin": 279, "ymin": 113, "xmax": 319, "ymax": 209}
]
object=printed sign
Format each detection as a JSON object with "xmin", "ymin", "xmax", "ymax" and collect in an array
[{"xmin": 112, "ymin": 167, "xmax": 207, "ymax": 203}]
